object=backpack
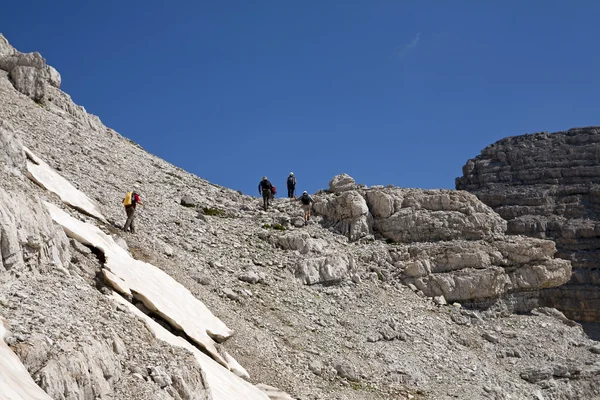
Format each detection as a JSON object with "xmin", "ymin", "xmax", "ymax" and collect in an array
[
  {"xmin": 271, "ymin": 185, "xmax": 277, "ymax": 195},
  {"xmin": 287, "ymin": 176, "xmax": 295, "ymax": 187},
  {"xmin": 301, "ymin": 194, "xmax": 311, "ymax": 205},
  {"xmin": 123, "ymin": 191, "xmax": 133, "ymax": 206},
  {"xmin": 262, "ymin": 180, "xmax": 272, "ymax": 190}
]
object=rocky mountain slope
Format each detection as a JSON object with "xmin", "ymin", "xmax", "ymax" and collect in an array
[
  {"xmin": 456, "ymin": 127, "xmax": 600, "ymax": 323},
  {"xmin": 2, "ymin": 34, "xmax": 600, "ymax": 399}
]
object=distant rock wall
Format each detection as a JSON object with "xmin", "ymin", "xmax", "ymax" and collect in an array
[
  {"xmin": 456, "ymin": 126, "xmax": 600, "ymax": 321},
  {"xmin": 313, "ymin": 174, "xmax": 571, "ymax": 307}
]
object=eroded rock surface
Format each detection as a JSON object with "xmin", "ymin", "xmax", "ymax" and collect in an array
[
  {"xmin": 314, "ymin": 175, "xmax": 571, "ymax": 305},
  {"xmin": 457, "ymin": 126, "xmax": 600, "ymax": 321}
]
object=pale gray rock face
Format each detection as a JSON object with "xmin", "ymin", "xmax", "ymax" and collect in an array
[
  {"xmin": 0, "ymin": 120, "xmax": 25, "ymax": 176},
  {"xmin": 314, "ymin": 175, "xmax": 570, "ymax": 304},
  {"xmin": 295, "ymin": 254, "xmax": 355, "ymax": 285},
  {"xmin": 0, "ymin": 34, "xmax": 15, "ymax": 56},
  {"xmin": 10, "ymin": 65, "xmax": 47, "ymax": 102},
  {"xmin": 0, "ymin": 123, "xmax": 69, "ymax": 274},
  {"xmin": 312, "ymin": 190, "xmax": 372, "ymax": 241},
  {"xmin": 0, "ymin": 35, "xmax": 60, "ymax": 103},
  {"xmin": 457, "ymin": 126, "xmax": 600, "ymax": 322},
  {"xmin": 328, "ymin": 173, "xmax": 358, "ymax": 193}
]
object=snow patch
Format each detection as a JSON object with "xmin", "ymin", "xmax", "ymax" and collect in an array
[
  {"xmin": 44, "ymin": 202, "xmax": 239, "ymax": 371},
  {"xmin": 24, "ymin": 147, "xmax": 106, "ymax": 222},
  {"xmin": 111, "ymin": 295, "xmax": 268, "ymax": 400},
  {"xmin": 0, "ymin": 317, "xmax": 53, "ymax": 400}
]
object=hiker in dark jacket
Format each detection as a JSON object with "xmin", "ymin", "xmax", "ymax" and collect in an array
[
  {"xmin": 258, "ymin": 176, "xmax": 273, "ymax": 211},
  {"xmin": 123, "ymin": 189, "xmax": 144, "ymax": 233},
  {"xmin": 299, "ymin": 191, "xmax": 313, "ymax": 225},
  {"xmin": 286, "ymin": 172, "xmax": 296, "ymax": 198}
]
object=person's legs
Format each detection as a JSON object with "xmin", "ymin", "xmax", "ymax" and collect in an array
[
  {"xmin": 123, "ymin": 206, "xmax": 136, "ymax": 232},
  {"xmin": 288, "ymin": 187, "xmax": 294, "ymax": 198},
  {"xmin": 262, "ymin": 190, "xmax": 270, "ymax": 210}
]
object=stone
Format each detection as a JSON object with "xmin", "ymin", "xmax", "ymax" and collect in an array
[
  {"xmin": 222, "ymin": 288, "xmax": 241, "ymax": 302},
  {"xmin": 70, "ymin": 238, "xmax": 91, "ymax": 255},
  {"xmin": 334, "ymin": 361, "xmax": 360, "ymax": 382},
  {"xmin": 9, "ymin": 65, "xmax": 47, "ymax": 102},
  {"xmin": 0, "ymin": 120, "xmax": 25, "ymax": 176},
  {"xmin": 256, "ymin": 383, "xmax": 295, "ymax": 400},
  {"xmin": 193, "ymin": 273, "xmax": 213, "ymax": 286},
  {"xmin": 309, "ymin": 360, "xmax": 324, "ymax": 376},
  {"xmin": 329, "ymin": 174, "xmax": 358, "ymax": 193},
  {"xmin": 520, "ymin": 366, "xmax": 553, "ymax": 383},
  {"xmin": 180, "ymin": 195, "xmax": 196, "ymax": 207},
  {"xmin": 482, "ymin": 332, "xmax": 499, "ymax": 344},
  {"xmin": 238, "ymin": 270, "xmax": 261, "ymax": 284},
  {"xmin": 295, "ymin": 254, "xmax": 355, "ymax": 285},
  {"xmin": 163, "ymin": 244, "xmax": 174, "ymax": 257}
]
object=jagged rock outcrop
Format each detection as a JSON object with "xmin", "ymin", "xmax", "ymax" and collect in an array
[
  {"xmin": 0, "ymin": 34, "xmax": 102, "ymax": 131},
  {"xmin": 0, "ymin": 38, "xmax": 60, "ymax": 102},
  {"xmin": 456, "ymin": 126, "xmax": 600, "ymax": 321},
  {"xmin": 314, "ymin": 175, "xmax": 571, "ymax": 305},
  {"xmin": 0, "ymin": 124, "xmax": 69, "ymax": 274}
]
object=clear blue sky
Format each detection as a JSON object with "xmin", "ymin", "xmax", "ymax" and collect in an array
[{"xmin": 2, "ymin": 1, "xmax": 599, "ymax": 195}]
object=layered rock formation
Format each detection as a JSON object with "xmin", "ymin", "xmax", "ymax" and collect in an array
[
  {"xmin": 313, "ymin": 174, "xmax": 571, "ymax": 307},
  {"xmin": 456, "ymin": 126, "xmax": 600, "ymax": 321}
]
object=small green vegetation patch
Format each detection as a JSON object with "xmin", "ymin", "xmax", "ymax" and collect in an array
[
  {"xmin": 272, "ymin": 223, "xmax": 286, "ymax": 231},
  {"xmin": 202, "ymin": 207, "xmax": 226, "ymax": 217}
]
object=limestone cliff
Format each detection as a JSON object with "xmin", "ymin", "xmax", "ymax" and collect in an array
[{"xmin": 457, "ymin": 126, "xmax": 600, "ymax": 321}]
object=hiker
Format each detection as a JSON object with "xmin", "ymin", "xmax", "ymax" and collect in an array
[
  {"xmin": 122, "ymin": 189, "xmax": 143, "ymax": 233},
  {"xmin": 258, "ymin": 176, "xmax": 273, "ymax": 211},
  {"xmin": 299, "ymin": 191, "xmax": 313, "ymax": 225},
  {"xmin": 286, "ymin": 172, "xmax": 296, "ymax": 198}
]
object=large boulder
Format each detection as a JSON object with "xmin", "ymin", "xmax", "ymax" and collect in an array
[
  {"xmin": 370, "ymin": 189, "xmax": 506, "ymax": 243},
  {"xmin": 313, "ymin": 190, "xmax": 373, "ymax": 241},
  {"xmin": 295, "ymin": 254, "xmax": 355, "ymax": 285},
  {"xmin": 328, "ymin": 173, "xmax": 359, "ymax": 193}
]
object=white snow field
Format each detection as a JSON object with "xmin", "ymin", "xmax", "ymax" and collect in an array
[
  {"xmin": 0, "ymin": 318, "xmax": 52, "ymax": 400},
  {"xmin": 44, "ymin": 202, "xmax": 244, "ymax": 374},
  {"xmin": 112, "ymin": 295, "xmax": 269, "ymax": 400},
  {"xmin": 24, "ymin": 147, "xmax": 107, "ymax": 222}
]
